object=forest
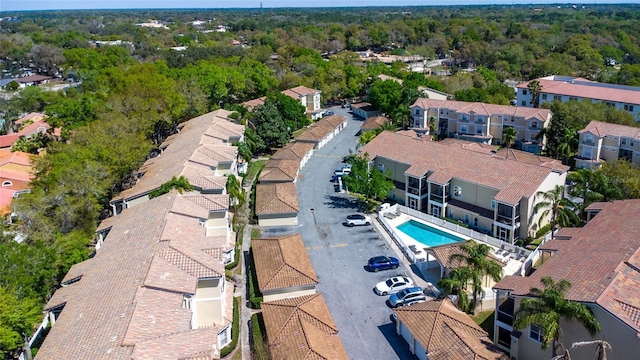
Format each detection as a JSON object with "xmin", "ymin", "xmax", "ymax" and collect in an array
[{"xmin": 2, "ymin": 4, "xmax": 640, "ymax": 357}]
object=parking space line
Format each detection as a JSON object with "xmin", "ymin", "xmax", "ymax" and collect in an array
[{"xmin": 306, "ymin": 243, "xmax": 348, "ymax": 250}]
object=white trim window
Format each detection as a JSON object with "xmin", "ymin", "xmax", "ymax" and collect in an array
[
  {"xmin": 219, "ymin": 327, "xmax": 230, "ymax": 347},
  {"xmin": 453, "ymin": 186, "xmax": 462, "ymax": 198},
  {"xmin": 529, "ymin": 324, "xmax": 544, "ymax": 343}
]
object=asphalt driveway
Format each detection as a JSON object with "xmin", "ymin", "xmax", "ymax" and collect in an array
[{"xmin": 291, "ymin": 107, "xmax": 415, "ymax": 359}]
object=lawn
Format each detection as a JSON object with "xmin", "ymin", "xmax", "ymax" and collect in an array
[
  {"xmin": 244, "ymin": 160, "xmax": 266, "ymax": 186},
  {"xmin": 472, "ymin": 310, "xmax": 495, "ymax": 339}
]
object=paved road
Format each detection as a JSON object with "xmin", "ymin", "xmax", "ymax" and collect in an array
[{"xmin": 266, "ymin": 106, "xmax": 416, "ymax": 359}]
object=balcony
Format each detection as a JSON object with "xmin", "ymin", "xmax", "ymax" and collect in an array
[
  {"xmin": 497, "ymin": 297, "xmax": 514, "ymax": 326},
  {"xmin": 496, "ymin": 214, "xmax": 520, "ymax": 226},
  {"xmin": 408, "ymin": 186, "xmax": 420, "ymax": 196}
]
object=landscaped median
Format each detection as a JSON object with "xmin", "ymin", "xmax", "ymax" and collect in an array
[
  {"xmin": 248, "ymin": 248, "xmax": 263, "ymax": 308},
  {"xmin": 251, "ymin": 313, "xmax": 269, "ymax": 360}
]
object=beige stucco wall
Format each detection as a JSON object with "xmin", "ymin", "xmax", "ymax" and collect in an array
[
  {"xmin": 373, "ymin": 157, "xmax": 409, "ymax": 184},
  {"xmin": 522, "ymin": 171, "xmax": 566, "ymax": 238},
  {"xmin": 449, "ymin": 179, "xmax": 497, "ymax": 209},
  {"xmin": 194, "ymin": 278, "xmax": 224, "ymax": 327},
  {"xmin": 511, "ymin": 297, "xmax": 640, "ymax": 360},
  {"xmin": 258, "ymin": 214, "xmax": 298, "ymax": 227},
  {"xmin": 263, "ymin": 287, "xmax": 316, "ymax": 302},
  {"xmin": 215, "ymin": 162, "xmax": 235, "ymax": 176},
  {"xmin": 126, "ymin": 194, "xmax": 151, "ymax": 208}
]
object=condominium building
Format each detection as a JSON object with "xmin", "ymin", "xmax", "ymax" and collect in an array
[
  {"xmin": 410, "ymin": 98, "xmax": 552, "ymax": 153},
  {"xmin": 493, "ymin": 199, "xmax": 640, "ymax": 359},
  {"xmin": 360, "ymin": 131, "xmax": 568, "ymax": 243},
  {"xmin": 575, "ymin": 120, "xmax": 640, "ymax": 169},
  {"xmin": 516, "ymin": 75, "xmax": 640, "ymax": 120},
  {"xmin": 243, "ymin": 86, "xmax": 323, "ymax": 120}
]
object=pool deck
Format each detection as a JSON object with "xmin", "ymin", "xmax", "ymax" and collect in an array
[{"xmin": 379, "ymin": 212, "xmax": 523, "ymax": 279}]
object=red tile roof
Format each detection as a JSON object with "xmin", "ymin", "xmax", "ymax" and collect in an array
[
  {"xmin": 255, "ymin": 183, "xmax": 299, "ymax": 215},
  {"xmin": 252, "ymin": 234, "xmax": 318, "ymax": 292},
  {"xmin": 361, "ymin": 116, "xmax": 391, "ymax": 132},
  {"xmin": 360, "ymin": 131, "xmax": 563, "ymax": 205},
  {"xmin": 518, "ymin": 76, "xmax": 640, "ymax": 106},
  {"xmin": 393, "ymin": 299, "xmax": 508, "ymax": 360},
  {"xmin": 494, "ymin": 199, "xmax": 640, "ymax": 333},
  {"xmin": 261, "ymin": 293, "xmax": 349, "ymax": 360},
  {"xmin": 412, "ymin": 98, "xmax": 552, "ymax": 122},
  {"xmin": 579, "ymin": 120, "xmax": 640, "ymax": 139}
]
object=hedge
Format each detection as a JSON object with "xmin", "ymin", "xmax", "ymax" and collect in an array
[
  {"xmin": 225, "ymin": 226, "xmax": 244, "ymax": 271},
  {"xmin": 220, "ymin": 296, "xmax": 240, "ymax": 357},
  {"xmin": 248, "ymin": 249, "xmax": 263, "ymax": 308},
  {"xmin": 251, "ymin": 313, "xmax": 269, "ymax": 360},
  {"xmin": 535, "ymin": 224, "xmax": 552, "ymax": 239}
]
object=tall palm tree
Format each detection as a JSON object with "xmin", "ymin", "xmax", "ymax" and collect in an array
[
  {"xmin": 225, "ymin": 174, "xmax": 245, "ymax": 212},
  {"xmin": 556, "ymin": 130, "xmax": 578, "ymax": 165},
  {"xmin": 391, "ymin": 104, "xmax": 411, "ymax": 130},
  {"xmin": 528, "ymin": 79, "xmax": 542, "ymax": 108},
  {"xmin": 448, "ymin": 240, "xmax": 503, "ymax": 313},
  {"xmin": 514, "ymin": 276, "xmax": 601, "ymax": 357},
  {"xmin": 502, "ymin": 126, "xmax": 518, "ymax": 148},
  {"xmin": 428, "ymin": 116, "xmax": 438, "ymax": 139},
  {"xmin": 533, "ymin": 185, "xmax": 579, "ymax": 238}
]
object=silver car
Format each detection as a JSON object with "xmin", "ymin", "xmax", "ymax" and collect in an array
[
  {"xmin": 374, "ymin": 276, "xmax": 415, "ymax": 296},
  {"xmin": 345, "ymin": 213, "xmax": 371, "ymax": 226}
]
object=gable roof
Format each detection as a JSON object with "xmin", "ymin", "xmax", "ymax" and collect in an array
[
  {"xmin": 360, "ymin": 131, "xmax": 563, "ymax": 205},
  {"xmin": 361, "ymin": 116, "xmax": 391, "ymax": 131},
  {"xmin": 494, "ymin": 199, "xmax": 640, "ymax": 334},
  {"xmin": 252, "ymin": 234, "xmax": 318, "ymax": 292},
  {"xmin": 295, "ymin": 121, "xmax": 335, "ymax": 143},
  {"xmin": 261, "ymin": 293, "xmax": 349, "ymax": 360},
  {"xmin": 37, "ymin": 191, "xmax": 233, "ymax": 360},
  {"xmin": 271, "ymin": 142, "xmax": 314, "ymax": 162},
  {"xmin": 393, "ymin": 299, "xmax": 508, "ymax": 360},
  {"xmin": 16, "ymin": 75, "xmax": 52, "ymax": 83},
  {"xmin": 111, "ymin": 110, "xmax": 242, "ymax": 203},
  {"xmin": 259, "ymin": 159, "xmax": 299, "ymax": 183},
  {"xmin": 517, "ymin": 76, "xmax": 640, "ymax": 106},
  {"xmin": 255, "ymin": 183, "xmax": 299, "ymax": 215}
]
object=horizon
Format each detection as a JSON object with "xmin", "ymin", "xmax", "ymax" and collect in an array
[{"xmin": 2, "ymin": 1, "xmax": 639, "ymax": 12}]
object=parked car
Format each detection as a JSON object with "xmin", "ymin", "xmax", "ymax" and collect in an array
[
  {"xmin": 346, "ymin": 213, "xmax": 372, "ymax": 226},
  {"xmin": 374, "ymin": 276, "xmax": 415, "ymax": 296},
  {"xmin": 324, "ymin": 110, "xmax": 334, "ymax": 116},
  {"xmin": 330, "ymin": 174, "xmax": 343, "ymax": 182},
  {"xmin": 388, "ymin": 287, "xmax": 426, "ymax": 308},
  {"xmin": 367, "ymin": 256, "xmax": 399, "ymax": 272}
]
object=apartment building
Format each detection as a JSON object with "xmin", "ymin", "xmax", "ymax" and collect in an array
[
  {"xmin": 575, "ymin": 120, "xmax": 640, "ymax": 169},
  {"xmin": 38, "ymin": 191, "xmax": 236, "ymax": 359},
  {"xmin": 110, "ymin": 109, "xmax": 244, "ymax": 215},
  {"xmin": 516, "ymin": 75, "xmax": 640, "ymax": 120},
  {"xmin": 410, "ymin": 98, "xmax": 552, "ymax": 153},
  {"xmin": 360, "ymin": 131, "xmax": 568, "ymax": 243},
  {"xmin": 243, "ymin": 85, "xmax": 323, "ymax": 120},
  {"xmin": 492, "ymin": 199, "xmax": 640, "ymax": 360}
]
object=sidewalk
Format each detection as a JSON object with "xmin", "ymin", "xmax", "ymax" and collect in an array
[{"xmin": 236, "ymin": 224, "xmax": 255, "ymax": 358}]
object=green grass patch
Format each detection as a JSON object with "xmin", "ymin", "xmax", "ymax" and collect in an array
[
  {"xmin": 472, "ymin": 310, "xmax": 495, "ymax": 339},
  {"xmin": 220, "ymin": 297, "xmax": 240, "ymax": 357},
  {"xmin": 248, "ymin": 249, "xmax": 263, "ymax": 308},
  {"xmin": 225, "ymin": 226, "xmax": 244, "ymax": 271},
  {"xmin": 251, "ymin": 227, "xmax": 261, "ymax": 239},
  {"xmin": 293, "ymin": 128, "xmax": 307, "ymax": 137},
  {"xmin": 251, "ymin": 313, "xmax": 269, "ymax": 360},
  {"xmin": 244, "ymin": 160, "xmax": 267, "ymax": 186}
]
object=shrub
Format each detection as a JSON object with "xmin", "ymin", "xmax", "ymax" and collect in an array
[
  {"xmin": 251, "ymin": 313, "xmax": 269, "ymax": 360},
  {"xmin": 220, "ymin": 297, "xmax": 240, "ymax": 357},
  {"xmin": 536, "ymin": 224, "xmax": 551, "ymax": 239}
]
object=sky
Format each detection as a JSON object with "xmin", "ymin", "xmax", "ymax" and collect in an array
[{"xmin": 1, "ymin": 0, "xmax": 638, "ymax": 12}]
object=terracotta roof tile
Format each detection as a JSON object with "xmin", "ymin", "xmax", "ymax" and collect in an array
[
  {"xmin": 271, "ymin": 142, "xmax": 314, "ymax": 162},
  {"xmin": 518, "ymin": 77, "xmax": 640, "ymax": 106},
  {"xmin": 360, "ymin": 131, "xmax": 561, "ymax": 205},
  {"xmin": 261, "ymin": 293, "xmax": 348, "ymax": 360},
  {"xmin": 393, "ymin": 299, "xmax": 508, "ymax": 360},
  {"xmin": 259, "ymin": 159, "xmax": 299, "ymax": 183},
  {"xmin": 494, "ymin": 199, "xmax": 640, "ymax": 333},
  {"xmin": 361, "ymin": 116, "xmax": 391, "ymax": 131},
  {"xmin": 255, "ymin": 183, "xmax": 299, "ymax": 215},
  {"xmin": 252, "ymin": 234, "xmax": 318, "ymax": 292},
  {"xmin": 60, "ymin": 259, "xmax": 92, "ymax": 284},
  {"xmin": 412, "ymin": 98, "xmax": 552, "ymax": 122},
  {"xmin": 296, "ymin": 122, "xmax": 335, "ymax": 143},
  {"xmin": 579, "ymin": 120, "xmax": 640, "ymax": 139}
]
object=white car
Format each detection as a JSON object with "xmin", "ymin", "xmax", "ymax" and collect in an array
[
  {"xmin": 374, "ymin": 276, "xmax": 415, "ymax": 296},
  {"xmin": 345, "ymin": 213, "xmax": 371, "ymax": 226}
]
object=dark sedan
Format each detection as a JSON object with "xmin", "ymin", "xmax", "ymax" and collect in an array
[{"xmin": 367, "ymin": 256, "xmax": 399, "ymax": 272}]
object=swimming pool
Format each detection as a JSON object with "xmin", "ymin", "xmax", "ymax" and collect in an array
[{"xmin": 397, "ymin": 220, "xmax": 466, "ymax": 247}]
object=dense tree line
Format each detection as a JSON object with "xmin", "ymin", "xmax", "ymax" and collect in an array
[{"xmin": 2, "ymin": 5, "xmax": 640, "ymax": 357}]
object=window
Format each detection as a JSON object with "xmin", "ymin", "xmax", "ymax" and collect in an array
[
  {"xmin": 1, "ymin": 181, "xmax": 12, "ymax": 187},
  {"xmin": 522, "ymin": 90, "xmax": 528, "ymax": 95},
  {"xmin": 377, "ymin": 163, "xmax": 385, "ymax": 171},
  {"xmin": 568, "ymin": 97, "xmax": 577, "ymax": 101},
  {"xmin": 476, "ymin": 128, "xmax": 482, "ymax": 134},
  {"xmin": 605, "ymin": 102, "xmax": 615, "ymax": 107},
  {"xmin": 541, "ymin": 94, "xmax": 547, "ymax": 100},
  {"xmin": 521, "ymin": 101, "xmax": 526, "ymax": 106},
  {"xmin": 415, "ymin": 109, "xmax": 420, "ymax": 115},
  {"xmin": 531, "ymin": 121, "xmax": 538, "ymax": 129},
  {"xmin": 529, "ymin": 324, "xmax": 544, "ymax": 343},
  {"xmin": 624, "ymin": 104, "xmax": 634, "ymax": 112},
  {"xmin": 453, "ymin": 186, "xmax": 462, "ymax": 198},
  {"xmin": 622, "ymin": 138, "xmax": 627, "ymax": 146},
  {"xmin": 511, "ymin": 117, "xmax": 515, "ymax": 122},
  {"xmin": 554, "ymin": 95, "xmax": 562, "ymax": 101},
  {"xmin": 474, "ymin": 217, "xmax": 478, "ymax": 227},
  {"xmin": 491, "ymin": 198, "xmax": 496, "ymax": 209},
  {"xmin": 219, "ymin": 328, "xmax": 229, "ymax": 347}
]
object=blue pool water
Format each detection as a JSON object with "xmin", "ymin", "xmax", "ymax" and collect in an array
[{"xmin": 397, "ymin": 220, "xmax": 465, "ymax": 247}]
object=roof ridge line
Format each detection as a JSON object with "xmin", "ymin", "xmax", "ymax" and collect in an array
[{"xmin": 164, "ymin": 245, "xmax": 222, "ymax": 278}]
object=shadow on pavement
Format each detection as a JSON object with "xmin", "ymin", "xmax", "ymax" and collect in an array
[
  {"xmin": 323, "ymin": 195, "xmax": 361, "ymax": 210},
  {"xmin": 377, "ymin": 323, "xmax": 417, "ymax": 359}
]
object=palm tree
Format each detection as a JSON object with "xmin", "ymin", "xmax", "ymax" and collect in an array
[
  {"xmin": 428, "ymin": 116, "xmax": 437, "ymax": 139},
  {"xmin": 437, "ymin": 267, "xmax": 472, "ymax": 313},
  {"xmin": 556, "ymin": 130, "xmax": 578, "ymax": 165},
  {"xmin": 528, "ymin": 79, "xmax": 542, "ymax": 108},
  {"xmin": 448, "ymin": 240, "xmax": 503, "ymax": 313},
  {"xmin": 514, "ymin": 276, "xmax": 601, "ymax": 357},
  {"xmin": 502, "ymin": 126, "xmax": 518, "ymax": 148},
  {"xmin": 533, "ymin": 185, "xmax": 579, "ymax": 238},
  {"xmin": 226, "ymin": 174, "xmax": 245, "ymax": 212},
  {"xmin": 391, "ymin": 104, "xmax": 411, "ymax": 130}
]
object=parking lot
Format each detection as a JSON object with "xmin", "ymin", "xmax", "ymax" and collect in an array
[{"xmin": 268, "ymin": 106, "xmax": 416, "ymax": 359}]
